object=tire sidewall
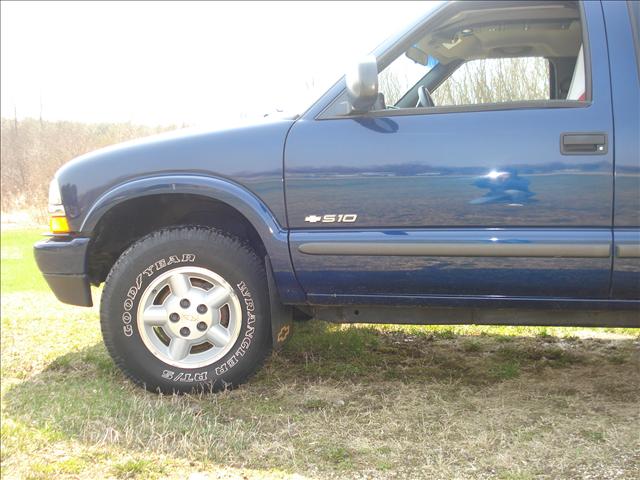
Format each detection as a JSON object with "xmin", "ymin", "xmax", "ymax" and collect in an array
[{"xmin": 101, "ymin": 229, "xmax": 269, "ymax": 393}]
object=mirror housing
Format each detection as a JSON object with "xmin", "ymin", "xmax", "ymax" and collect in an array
[{"xmin": 345, "ymin": 55, "xmax": 379, "ymax": 114}]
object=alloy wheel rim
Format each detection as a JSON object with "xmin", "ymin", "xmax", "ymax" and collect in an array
[{"xmin": 136, "ymin": 266, "xmax": 242, "ymax": 368}]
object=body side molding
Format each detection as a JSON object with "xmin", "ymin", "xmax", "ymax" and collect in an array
[
  {"xmin": 615, "ymin": 230, "xmax": 640, "ymax": 258},
  {"xmin": 298, "ymin": 242, "xmax": 610, "ymax": 257},
  {"xmin": 294, "ymin": 228, "xmax": 612, "ymax": 258},
  {"xmin": 617, "ymin": 244, "xmax": 640, "ymax": 258}
]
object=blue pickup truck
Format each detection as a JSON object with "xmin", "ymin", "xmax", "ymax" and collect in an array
[{"xmin": 35, "ymin": 0, "xmax": 639, "ymax": 393}]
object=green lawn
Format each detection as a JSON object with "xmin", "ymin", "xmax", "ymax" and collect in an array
[
  {"xmin": 1, "ymin": 227, "xmax": 638, "ymax": 479},
  {"xmin": 0, "ymin": 229, "xmax": 49, "ymax": 292}
]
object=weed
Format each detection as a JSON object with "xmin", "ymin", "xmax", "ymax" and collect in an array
[
  {"xmin": 27, "ymin": 457, "xmax": 85, "ymax": 477},
  {"xmin": 608, "ymin": 353, "xmax": 629, "ymax": 364},
  {"xmin": 434, "ymin": 329, "xmax": 456, "ymax": 340},
  {"xmin": 580, "ymin": 429, "xmax": 606, "ymax": 443},
  {"xmin": 323, "ymin": 446, "xmax": 353, "ymax": 467},
  {"xmin": 302, "ymin": 399, "xmax": 329, "ymax": 410},
  {"xmin": 490, "ymin": 360, "xmax": 521, "ymax": 380},
  {"xmin": 112, "ymin": 458, "xmax": 164, "ymax": 479},
  {"xmin": 495, "ymin": 335, "xmax": 515, "ymax": 343},
  {"xmin": 537, "ymin": 328, "xmax": 551, "ymax": 338},
  {"xmin": 461, "ymin": 339, "xmax": 482, "ymax": 352}
]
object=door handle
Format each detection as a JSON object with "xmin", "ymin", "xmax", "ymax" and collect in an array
[{"xmin": 561, "ymin": 132, "xmax": 608, "ymax": 155}]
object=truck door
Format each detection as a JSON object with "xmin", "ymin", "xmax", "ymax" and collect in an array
[
  {"xmin": 604, "ymin": 0, "xmax": 640, "ymax": 300},
  {"xmin": 284, "ymin": 1, "xmax": 615, "ymax": 303}
]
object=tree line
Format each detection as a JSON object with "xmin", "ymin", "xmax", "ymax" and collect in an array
[{"xmin": 1, "ymin": 118, "xmax": 176, "ymax": 220}]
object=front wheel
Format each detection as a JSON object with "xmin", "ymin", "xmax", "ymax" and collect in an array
[{"xmin": 100, "ymin": 227, "xmax": 271, "ymax": 393}]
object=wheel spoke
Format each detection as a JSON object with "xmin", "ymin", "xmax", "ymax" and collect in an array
[
  {"xmin": 142, "ymin": 305, "xmax": 168, "ymax": 326},
  {"xmin": 168, "ymin": 273, "xmax": 191, "ymax": 297},
  {"xmin": 206, "ymin": 325, "xmax": 230, "ymax": 347},
  {"xmin": 168, "ymin": 337, "xmax": 191, "ymax": 361},
  {"xmin": 204, "ymin": 287, "xmax": 230, "ymax": 309}
]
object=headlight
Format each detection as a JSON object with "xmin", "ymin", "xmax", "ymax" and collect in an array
[
  {"xmin": 48, "ymin": 179, "xmax": 63, "ymax": 213},
  {"xmin": 48, "ymin": 179, "xmax": 69, "ymax": 233}
]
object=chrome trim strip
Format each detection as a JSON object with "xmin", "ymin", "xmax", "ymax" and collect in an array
[
  {"xmin": 298, "ymin": 242, "xmax": 611, "ymax": 258},
  {"xmin": 616, "ymin": 243, "xmax": 640, "ymax": 258}
]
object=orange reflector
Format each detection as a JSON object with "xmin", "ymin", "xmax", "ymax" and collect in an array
[{"xmin": 49, "ymin": 216, "xmax": 70, "ymax": 234}]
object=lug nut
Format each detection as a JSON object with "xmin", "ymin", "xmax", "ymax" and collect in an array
[
  {"xmin": 180, "ymin": 298, "xmax": 191, "ymax": 308},
  {"xmin": 197, "ymin": 321, "xmax": 207, "ymax": 331},
  {"xmin": 169, "ymin": 313, "xmax": 180, "ymax": 322},
  {"xmin": 180, "ymin": 327, "xmax": 190, "ymax": 337},
  {"xmin": 197, "ymin": 304, "xmax": 208, "ymax": 314}
]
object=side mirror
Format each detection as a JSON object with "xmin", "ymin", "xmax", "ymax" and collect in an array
[{"xmin": 345, "ymin": 55, "xmax": 379, "ymax": 114}]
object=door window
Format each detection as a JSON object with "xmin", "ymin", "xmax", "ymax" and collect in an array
[{"xmin": 374, "ymin": 1, "xmax": 587, "ymax": 112}]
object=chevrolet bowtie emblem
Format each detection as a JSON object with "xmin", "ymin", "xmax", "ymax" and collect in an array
[{"xmin": 304, "ymin": 215, "xmax": 323, "ymax": 223}]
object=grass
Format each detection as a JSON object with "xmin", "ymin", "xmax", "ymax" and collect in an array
[
  {"xmin": 1, "ymin": 228, "xmax": 639, "ymax": 479},
  {"xmin": 0, "ymin": 228, "xmax": 49, "ymax": 292}
]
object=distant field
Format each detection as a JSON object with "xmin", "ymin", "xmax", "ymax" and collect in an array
[{"xmin": 1, "ymin": 228, "xmax": 638, "ymax": 479}]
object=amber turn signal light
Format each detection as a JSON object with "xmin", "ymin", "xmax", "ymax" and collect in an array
[{"xmin": 49, "ymin": 216, "xmax": 70, "ymax": 234}]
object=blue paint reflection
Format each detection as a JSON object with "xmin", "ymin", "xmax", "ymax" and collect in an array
[{"xmin": 471, "ymin": 169, "xmax": 536, "ymax": 205}]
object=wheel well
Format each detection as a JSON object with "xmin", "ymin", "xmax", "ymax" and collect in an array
[{"xmin": 87, "ymin": 194, "xmax": 267, "ymax": 285}]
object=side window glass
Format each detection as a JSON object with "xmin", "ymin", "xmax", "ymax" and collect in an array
[
  {"xmin": 379, "ymin": 55, "xmax": 438, "ymax": 106},
  {"xmin": 432, "ymin": 57, "xmax": 550, "ymax": 106}
]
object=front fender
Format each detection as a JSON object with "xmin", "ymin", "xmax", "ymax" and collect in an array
[{"xmin": 81, "ymin": 174, "xmax": 305, "ymax": 303}]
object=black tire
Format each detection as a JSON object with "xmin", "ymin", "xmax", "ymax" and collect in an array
[{"xmin": 100, "ymin": 226, "xmax": 271, "ymax": 393}]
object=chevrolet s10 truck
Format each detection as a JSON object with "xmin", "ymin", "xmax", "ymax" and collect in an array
[{"xmin": 35, "ymin": 0, "xmax": 639, "ymax": 393}]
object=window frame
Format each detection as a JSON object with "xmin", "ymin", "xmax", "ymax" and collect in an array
[{"xmin": 317, "ymin": 0, "xmax": 592, "ymax": 121}]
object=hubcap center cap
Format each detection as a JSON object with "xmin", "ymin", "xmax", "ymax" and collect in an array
[
  {"xmin": 164, "ymin": 296, "xmax": 223, "ymax": 341},
  {"xmin": 183, "ymin": 313, "xmax": 199, "ymax": 322}
]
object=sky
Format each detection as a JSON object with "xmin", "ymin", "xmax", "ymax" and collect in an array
[{"xmin": 1, "ymin": 1, "xmax": 437, "ymax": 127}]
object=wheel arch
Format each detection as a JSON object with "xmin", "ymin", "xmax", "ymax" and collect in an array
[
  {"xmin": 83, "ymin": 174, "xmax": 304, "ymax": 302},
  {"xmin": 82, "ymin": 174, "xmax": 284, "ymax": 235}
]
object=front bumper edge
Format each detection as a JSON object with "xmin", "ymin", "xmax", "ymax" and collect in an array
[
  {"xmin": 42, "ymin": 273, "xmax": 93, "ymax": 307},
  {"xmin": 34, "ymin": 237, "xmax": 93, "ymax": 307}
]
